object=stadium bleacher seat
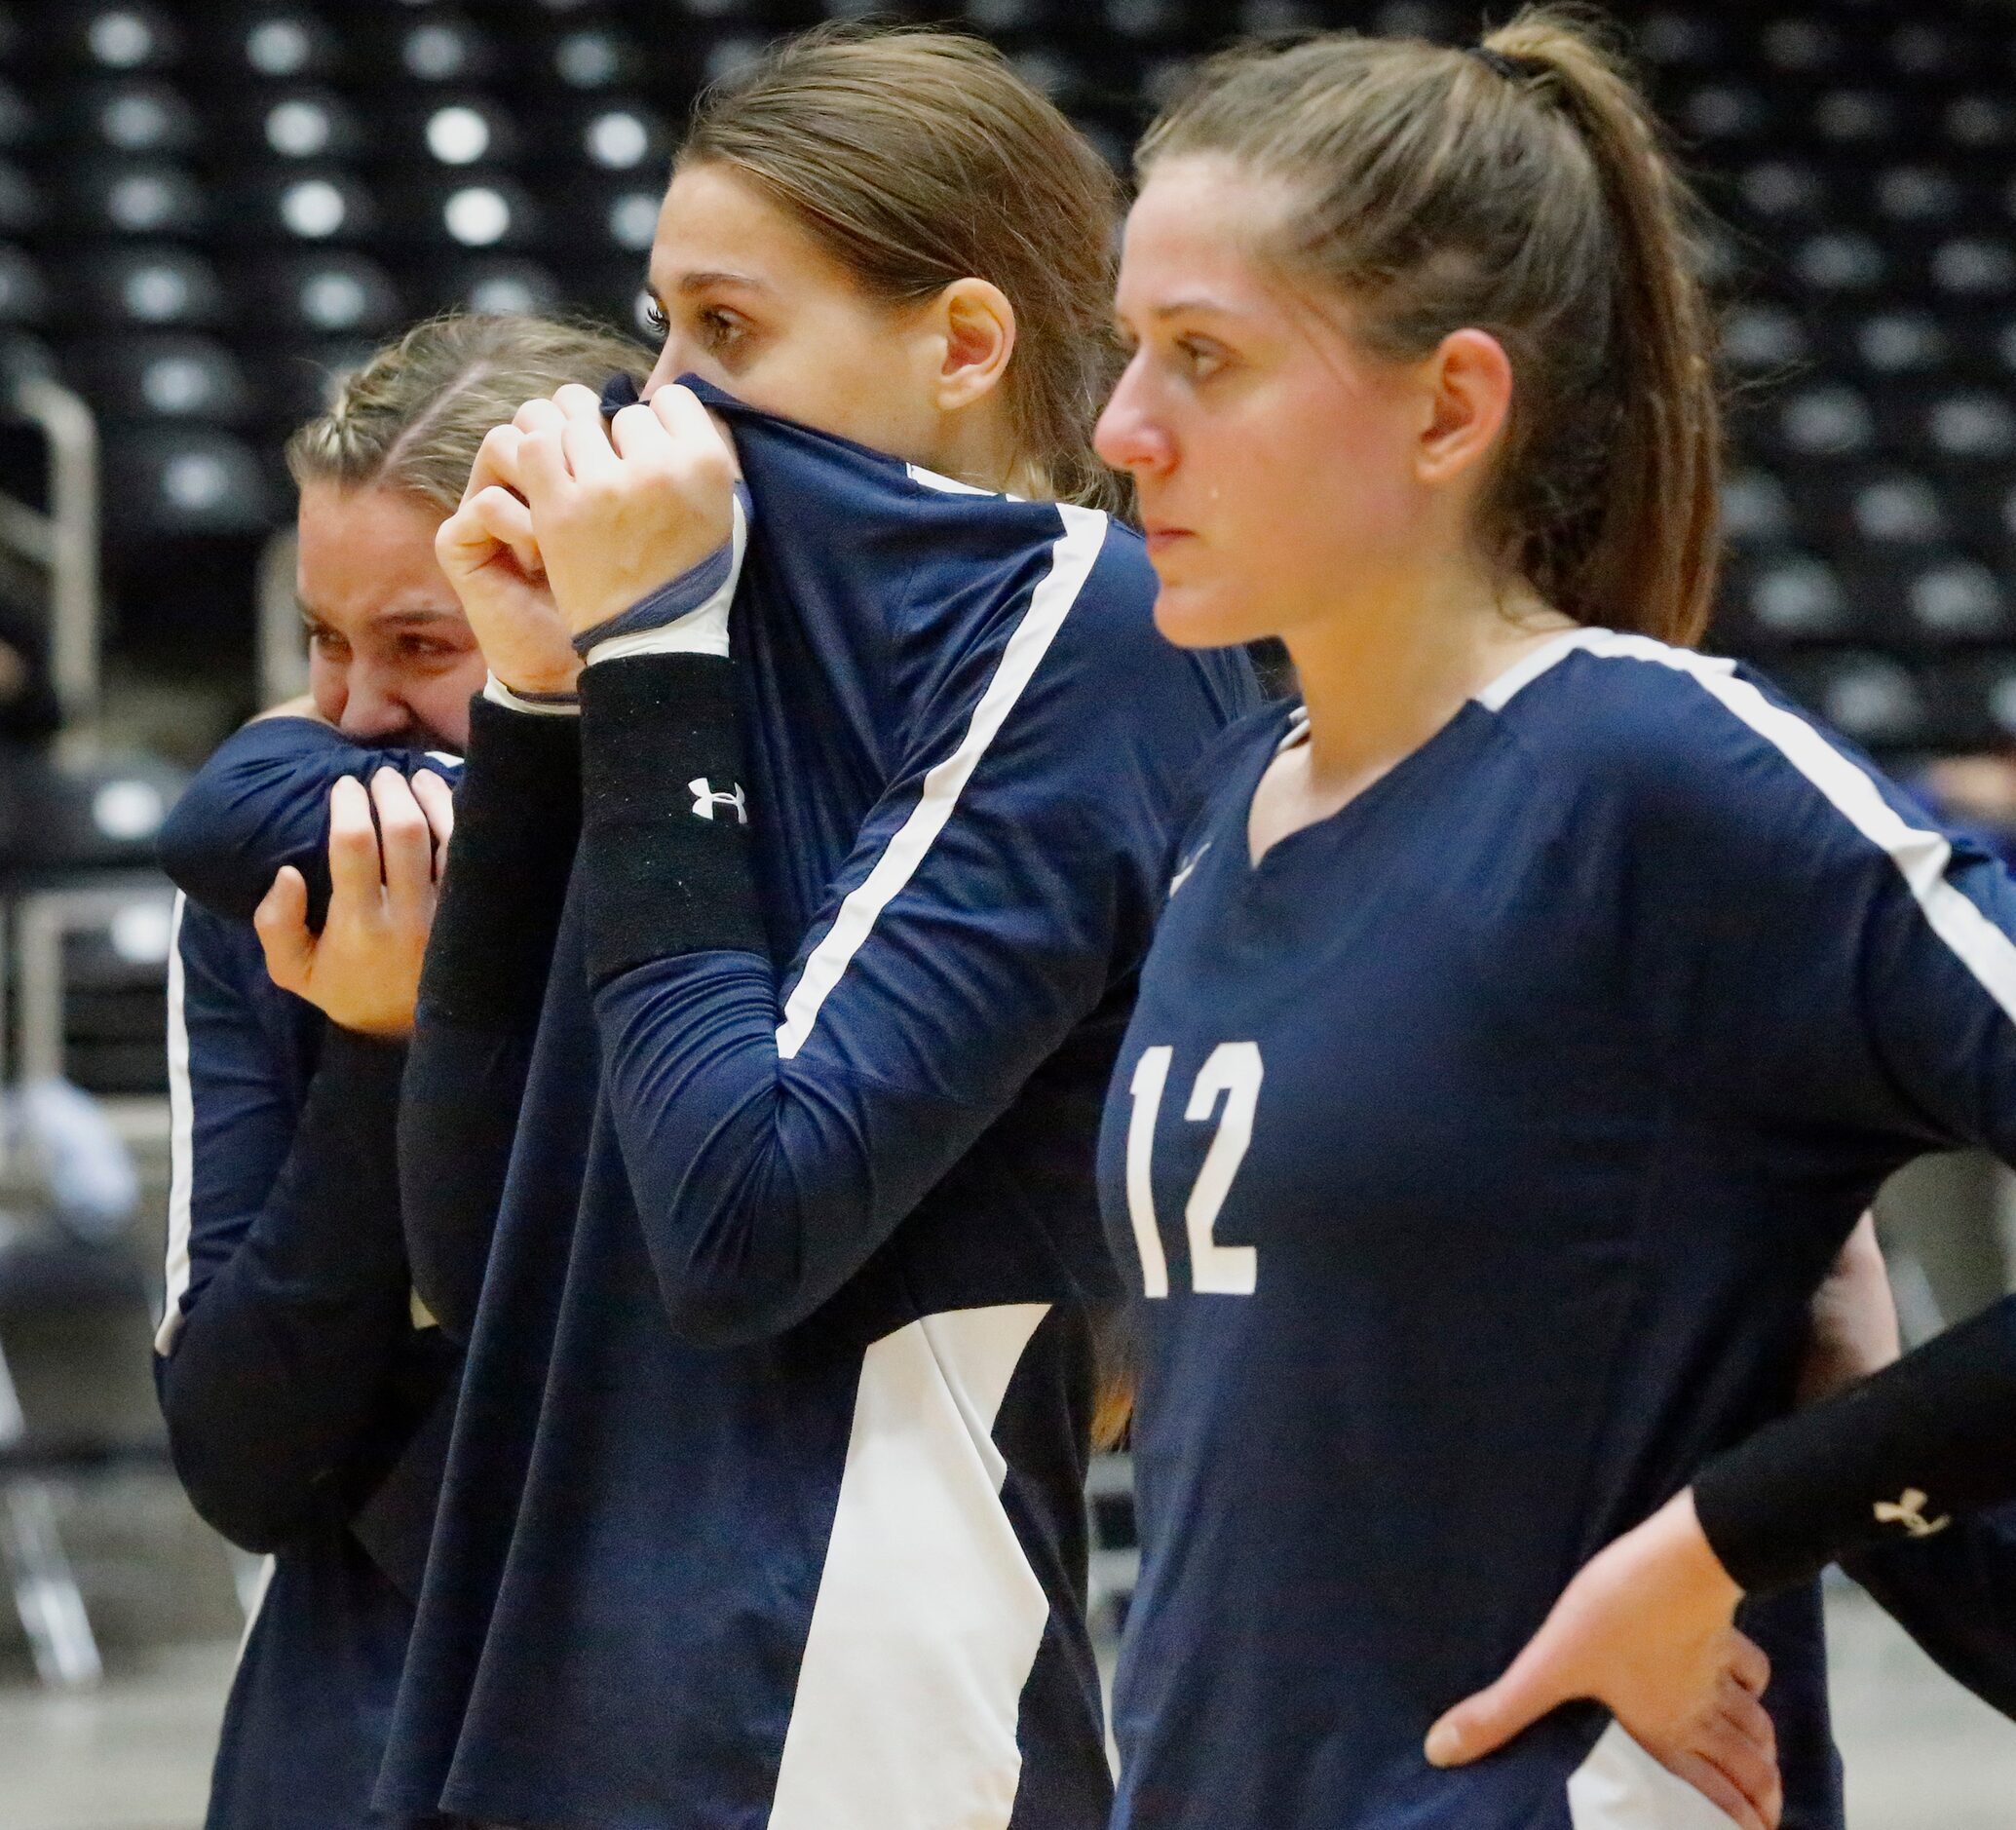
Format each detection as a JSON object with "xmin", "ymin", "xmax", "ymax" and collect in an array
[{"xmin": 0, "ymin": 0, "xmax": 2011, "ymax": 762}]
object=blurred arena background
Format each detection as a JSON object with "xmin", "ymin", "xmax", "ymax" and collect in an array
[{"xmin": 0, "ymin": 1, "xmax": 2013, "ymax": 1824}]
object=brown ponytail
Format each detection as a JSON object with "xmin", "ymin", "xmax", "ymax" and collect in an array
[{"xmin": 1138, "ymin": 6, "xmax": 1722, "ymax": 645}]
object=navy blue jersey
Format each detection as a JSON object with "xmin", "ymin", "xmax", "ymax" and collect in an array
[
  {"xmin": 157, "ymin": 718, "xmax": 460, "ymax": 1830},
  {"xmin": 1097, "ymin": 629, "xmax": 2016, "ymax": 1830},
  {"xmin": 381, "ymin": 386, "xmax": 1257, "ymax": 1830}
]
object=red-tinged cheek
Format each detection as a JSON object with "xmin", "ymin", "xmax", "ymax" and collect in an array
[{"xmin": 308, "ymin": 657, "xmax": 346, "ymax": 724}]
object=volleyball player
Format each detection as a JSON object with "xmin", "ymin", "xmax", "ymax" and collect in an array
[
  {"xmin": 1092, "ymin": 13, "xmax": 2016, "ymax": 1830},
  {"xmin": 154, "ymin": 316, "xmax": 648, "ymax": 1830},
  {"xmin": 258, "ymin": 30, "xmax": 1253, "ymax": 1830}
]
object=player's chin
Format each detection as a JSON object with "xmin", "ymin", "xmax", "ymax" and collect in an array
[{"xmin": 1150, "ymin": 576, "xmax": 1273, "ymax": 651}]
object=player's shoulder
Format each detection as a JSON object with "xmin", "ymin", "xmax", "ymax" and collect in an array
[
  {"xmin": 1488, "ymin": 626, "xmax": 1947, "ymax": 875},
  {"xmin": 894, "ymin": 491, "xmax": 1255, "ymax": 710},
  {"xmin": 1055, "ymin": 515, "xmax": 1259, "ymax": 705},
  {"xmin": 1488, "ymin": 628, "xmax": 1835, "ymax": 802}
]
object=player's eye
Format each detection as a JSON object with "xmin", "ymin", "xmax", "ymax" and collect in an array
[
  {"xmin": 307, "ymin": 627, "xmax": 347, "ymax": 659},
  {"xmin": 696, "ymin": 306, "xmax": 747, "ymax": 354},
  {"xmin": 400, "ymin": 637, "xmax": 454, "ymax": 661},
  {"xmin": 641, "ymin": 296, "xmax": 668, "ymax": 338},
  {"xmin": 1175, "ymin": 335, "xmax": 1229, "ymax": 383}
]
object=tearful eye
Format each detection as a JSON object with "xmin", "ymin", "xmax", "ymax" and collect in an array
[
  {"xmin": 696, "ymin": 307, "xmax": 744, "ymax": 351},
  {"xmin": 1177, "ymin": 335, "xmax": 1227, "ymax": 381}
]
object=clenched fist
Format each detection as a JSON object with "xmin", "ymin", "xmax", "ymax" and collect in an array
[{"xmin": 512, "ymin": 381, "xmax": 739, "ymax": 641}]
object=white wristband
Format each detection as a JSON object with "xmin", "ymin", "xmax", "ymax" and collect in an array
[{"xmin": 584, "ymin": 491, "xmax": 747, "ymax": 668}]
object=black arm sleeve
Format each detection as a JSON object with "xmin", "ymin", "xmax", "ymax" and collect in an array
[
  {"xmin": 1841, "ymin": 1498, "xmax": 2016, "ymax": 1720},
  {"xmin": 158, "ymin": 1028, "xmax": 425, "ymax": 1553},
  {"xmin": 578, "ymin": 651, "xmax": 764, "ymax": 984},
  {"xmin": 1694, "ymin": 1293, "xmax": 2016, "ymax": 1593},
  {"xmin": 399, "ymin": 694, "xmax": 582, "ymax": 1339}
]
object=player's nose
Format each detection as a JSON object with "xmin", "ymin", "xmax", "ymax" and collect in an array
[
  {"xmin": 336, "ymin": 666, "xmax": 417, "ymax": 743},
  {"xmin": 1094, "ymin": 363, "xmax": 1174, "ymax": 477},
  {"xmin": 642, "ymin": 335, "xmax": 691, "ymax": 400}
]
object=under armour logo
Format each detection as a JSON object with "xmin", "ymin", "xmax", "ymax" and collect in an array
[
  {"xmin": 1169, "ymin": 842, "xmax": 1211, "ymax": 897},
  {"xmin": 1874, "ymin": 1487, "xmax": 1951, "ymax": 1539},
  {"xmin": 689, "ymin": 777, "xmax": 747, "ymax": 824}
]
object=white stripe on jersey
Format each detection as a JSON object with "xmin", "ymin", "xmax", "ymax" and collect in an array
[
  {"xmin": 234, "ymin": 1552, "xmax": 277, "ymax": 1666},
  {"xmin": 155, "ymin": 892, "xmax": 193, "ymax": 1355},
  {"xmin": 766, "ymin": 1303, "xmax": 1053, "ymax": 1830},
  {"xmin": 1482, "ymin": 627, "xmax": 2016, "ymax": 1030},
  {"xmin": 1569, "ymin": 1720, "xmax": 1741, "ymax": 1827},
  {"xmin": 1471, "ymin": 625, "xmax": 1612, "ymax": 710},
  {"xmin": 775, "ymin": 506, "xmax": 1107, "ymax": 1060},
  {"xmin": 905, "ymin": 462, "xmax": 995, "ymax": 496}
]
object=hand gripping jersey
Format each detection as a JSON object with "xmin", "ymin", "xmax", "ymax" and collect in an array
[
  {"xmin": 378, "ymin": 382, "xmax": 1257, "ymax": 1830},
  {"xmin": 155, "ymin": 717, "xmax": 461, "ymax": 1830},
  {"xmin": 1098, "ymin": 629, "xmax": 2016, "ymax": 1830}
]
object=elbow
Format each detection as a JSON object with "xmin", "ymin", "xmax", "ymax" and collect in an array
[
  {"xmin": 157, "ymin": 1356, "xmax": 328, "ymax": 1553},
  {"xmin": 185, "ymin": 1496, "xmax": 304, "ymax": 1558},
  {"xmin": 404, "ymin": 1258, "xmax": 475, "ymax": 1348},
  {"xmin": 155, "ymin": 784, "xmax": 265, "ymax": 923},
  {"xmin": 653, "ymin": 1262, "xmax": 825, "ymax": 1352},
  {"xmin": 154, "ymin": 792, "xmax": 219, "ymax": 901},
  {"xmin": 162, "ymin": 1417, "xmax": 322, "ymax": 1554}
]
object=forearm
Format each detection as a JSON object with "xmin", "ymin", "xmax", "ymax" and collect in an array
[
  {"xmin": 401, "ymin": 689, "xmax": 582, "ymax": 1334},
  {"xmin": 158, "ymin": 1029, "xmax": 416, "ymax": 1551},
  {"xmin": 159, "ymin": 719, "xmax": 454, "ymax": 926},
  {"xmin": 1843, "ymin": 1500, "xmax": 2016, "ymax": 1719},
  {"xmin": 399, "ymin": 1016, "xmax": 541, "ymax": 1338},
  {"xmin": 594, "ymin": 950, "xmax": 969, "ymax": 1344},
  {"xmin": 581, "ymin": 645, "xmax": 807, "ymax": 1341},
  {"xmin": 1693, "ymin": 1292, "xmax": 2016, "ymax": 1593}
]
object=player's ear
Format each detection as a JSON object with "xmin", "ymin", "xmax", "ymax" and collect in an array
[
  {"xmin": 1415, "ymin": 327, "xmax": 1513, "ymax": 488},
  {"xmin": 931, "ymin": 278, "xmax": 1018, "ymax": 413}
]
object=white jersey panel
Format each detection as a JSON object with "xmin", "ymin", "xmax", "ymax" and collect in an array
[
  {"xmin": 1568, "ymin": 1722, "xmax": 1741, "ymax": 1830},
  {"xmin": 766, "ymin": 1302, "xmax": 1053, "ymax": 1830}
]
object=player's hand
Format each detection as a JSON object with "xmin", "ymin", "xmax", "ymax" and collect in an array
[
  {"xmin": 1797, "ymin": 1212, "xmax": 1901, "ymax": 1407},
  {"xmin": 1425, "ymin": 1490, "xmax": 1780, "ymax": 1830},
  {"xmin": 253, "ymin": 768, "xmax": 454, "ymax": 1038},
  {"xmin": 512, "ymin": 381, "xmax": 738, "ymax": 639},
  {"xmin": 436, "ymin": 426, "xmax": 582, "ymax": 698}
]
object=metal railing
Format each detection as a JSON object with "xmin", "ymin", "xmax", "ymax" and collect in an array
[
  {"xmin": 257, "ymin": 525, "xmax": 309, "ymax": 707},
  {"xmin": 0, "ymin": 374, "xmax": 101, "ymax": 754}
]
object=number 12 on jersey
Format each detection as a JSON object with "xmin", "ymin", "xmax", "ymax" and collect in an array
[{"xmin": 1124, "ymin": 1043, "xmax": 1263, "ymax": 1297}]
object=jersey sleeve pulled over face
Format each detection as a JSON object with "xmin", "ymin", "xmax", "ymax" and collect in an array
[{"xmin": 158, "ymin": 716, "xmax": 462, "ymax": 927}]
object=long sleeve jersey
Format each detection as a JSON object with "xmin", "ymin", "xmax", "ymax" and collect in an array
[
  {"xmin": 377, "ymin": 383, "xmax": 1258, "ymax": 1830},
  {"xmin": 155, "ymin": 717, "xmax": 459, "ymax": 1830},
  {"xmin": 1097, "ymin": 630, "xmax": 2016, "ymax": 1830}
]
